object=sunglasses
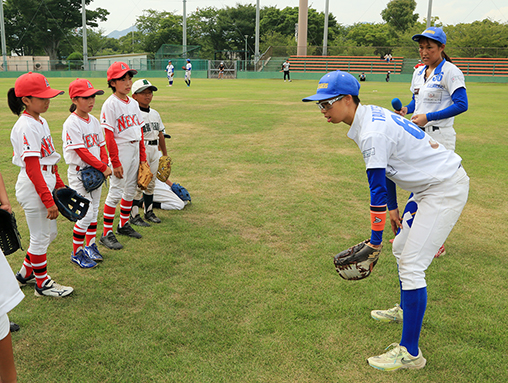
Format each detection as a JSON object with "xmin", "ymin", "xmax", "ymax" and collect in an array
[{"xmin": 316, "ymin": 95, "xmax": 345, "ymax": 110}]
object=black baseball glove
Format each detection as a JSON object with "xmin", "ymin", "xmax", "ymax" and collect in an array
[
  {"xmin": 333, "ymin": 239, "xmax": 382, "ymax": 280},
  {"xmin": 0, "ymin": 209, "xmax": 23, "ymax": 255},
  {"xmin": 78, "ymin": 166, "xmax": 106, "ymax": 193},
  {"xmin": 52, "ymin": 186, "xmax": 90, "ymax": 222}
]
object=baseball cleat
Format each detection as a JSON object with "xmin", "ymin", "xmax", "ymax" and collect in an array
[
  {"xmin": 371, "ymin": 304, "xmax": 403, "ymax": 323},
  {"xmin": 434, "ymin": 245, "xmax": 446, "ymax": 258},
  {"xmin": 10, "ymin": 322, "xmax": 20, "ymax": 332},
  {"xmin": 34, "ymin": 278, "xmax": 74, "ymax": 298},
  {"xmin": 99, "ymin": 232, "xmax": 124, "ymax": 250},
  {"xmin": 144, "ymin": 210, "xmax": 161, "ymax": 224},
  {"xmin": 84, "ymin": 243, "xmax": 104, "ymax": 262},
  {"xmin": 116, "ymin": 222, "xmax": 142, "ymax": 239},
  {"xmin": 71, "ymin": 249, "xmax": 97, "ymax": 269},
  {"xmin": 130, "ymin": 214, "xmax": 151, "ymax": 227},
  {"xmin": 16, "ymin": 272, "xmax": 36, "ymax": 287},
  {"xmin": 367, "ymin": 343, "xmax": 426, "ymax": 371}
]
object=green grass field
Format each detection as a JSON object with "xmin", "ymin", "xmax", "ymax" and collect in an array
[{"xmin": 1, "ymin": 77, "xmax": 507, "ymax": 383}]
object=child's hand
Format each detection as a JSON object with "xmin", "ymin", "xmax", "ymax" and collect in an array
[
  {"xmin": 103, "ymin": 166, "xmax": 112, "ymax": 178},
  {"xmin": 113, "ymin": 165, "xmax": 123, "ymax": 179},
  {"xmin": 47, "ymin": 204, "xmax": 59, "ymax": 220},
  {"xmin": 0, "ymin": 204, "xmax": 12, "ymax": 214}
]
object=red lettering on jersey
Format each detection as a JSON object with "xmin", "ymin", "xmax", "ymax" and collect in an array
[
  {"xmin": 117, "ymin": 115, "xmax": 127, "ymax": 132},
  {"xmin": 66, "ymin": 133, "xmax": 72, "ymax": 145},
  {"xmin": 117, "ymin": 115, "xmax": 139, "ymax": 133},
  {"xmin": 83, "ymin": 133, "xmax": 100, "ymax": 148},
  {"xmin": 40, "ymin": 136, "xmax": 55, "ymax": 157},
  {"xmin": 23, "ymin": 134, "xmax": 30, "ymax": 150}
]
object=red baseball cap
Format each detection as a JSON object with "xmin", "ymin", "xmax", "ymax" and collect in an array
[
  {"xmin": 14, "ymin": 72, "xmax": 64, "ymax": 98},
  {"xmin": 107, "ymin": 61, "xmax": 138, "ymax": 82},
  {"xmin": 69, "ymin": 78, "xmax": 105, "ymax": 99}
]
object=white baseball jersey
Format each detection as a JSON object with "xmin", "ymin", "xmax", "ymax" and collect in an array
[
  {"xmin": 10, "ymin": 112, "xmax": 61, "ymax": 167},
  {"xmin": 166, "ymin": 64, "xmax": 174, "ymax": 77},
  {"xmin": 100, "ymin": 94, "xmax": 144, "ymax": 144},
  {"xmin": 186, "ymin": 62, "xmax": 192, "ymax": 72},
  {"xmin": 139, "ymin": 107, "xmax": 166, "ymax": 141},
  {"xmin": 410, "ymin": 60, "xmax": 466, "ymax": 129},
  {"xmin": 347, "ymin": 103, "xmax": 462, "ymax": 193},
  {"xmin": 62, "ymin": 113, "xmax": 105, "ymax": 168},
  {"xmin": 282, "ymin": 62, "xmax": 290, "ymax": 71}
]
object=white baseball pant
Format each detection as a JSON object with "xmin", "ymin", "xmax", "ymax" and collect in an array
[
  {"xmin": 105, "ymin": 141, "xmax": 140, "ymax": 206},
  {"xmin": 134, "ymin": 143, "xmax": 158, "ymax": 199},
  {"xmin": 68, "ymin": 167, "xmax": 102, "ymax": 229},
  {"xmin": 392, "ymin": 166, "xmax": 469, "ymax": 290},
  {"xmin": 15, "ymin": 168, "xmax": 58, "ymax": 255}
]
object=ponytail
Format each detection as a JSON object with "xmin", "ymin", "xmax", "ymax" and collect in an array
[
  {"xmin": 69, "ymin": 103, "xmax": 77, "ymax": 113},
  {"xmin": 442, "ymin": 51, "xmax": 452, "ymax": 63},
  {"xmin": 7, "ymin": 88, "xmax": 26, "ymax": 116}
]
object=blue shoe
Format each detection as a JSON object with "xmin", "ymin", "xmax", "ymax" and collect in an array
[
  {"xmin": 71, "ymin": 249, "xmax": 97, "ymax": 269},
  {"xmin": 84, "ymin": 243, "xmax": 104, "ymax": 262}
]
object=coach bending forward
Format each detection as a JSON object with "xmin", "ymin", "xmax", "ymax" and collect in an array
[{"xmin": 303, "ymin": 70, "xmax": 469, "ymax": 371}]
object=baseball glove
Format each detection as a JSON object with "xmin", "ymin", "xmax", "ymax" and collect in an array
[
  {"xmin": 182, "ymin": 66, "xmax": 186, "ymax": 70},
  {"xmin": 333, "ymin": 239, "xmax": 382, "ymax": 280},
  {"xmin": 137, "ymin": 162, "xmax": 153, "ymax": 190},
  {"xmin": 171, "ymin": 183, "xmax": 191, "ymax": 202},
  {"xmin": 0, "ymin": 209, "xmax": 23, "ymax": 255},
  {"xmin": 78, "ymin": 166, "xmax": 106, "ymax": 193},
  {"xmin": 156, "ymin": 155, "xmax": 172, "ymax": 182},
  {"xmin": 53, "ymin": 187, "xmax": 90, "ymax": 222}
]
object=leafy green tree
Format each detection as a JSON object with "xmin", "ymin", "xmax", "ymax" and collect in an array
[
  {"xmin": 381, "ymin": 0, "xmax": 419, "ymax": 33},
  {"xmin": 187, "ymin": 7, "xmax": 221, "ymax": 59},
  {"xmin": 4, "ymin": 0, "xmax": 108, "ymax": 67},
  {"xmin": 136, "ymin": 10, "xmax": 182, "ymax": 54}
]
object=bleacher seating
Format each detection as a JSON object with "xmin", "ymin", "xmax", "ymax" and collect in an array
[
  {"xmin": 287, "ymin": 55, "xmax": 404, "ymax": 74},
  {"xmin": 451, "ymin": 57, "xmax": 508, "ymax": 76}
]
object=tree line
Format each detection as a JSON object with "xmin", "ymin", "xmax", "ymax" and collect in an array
[{"xmin": 4, "ymin": 0, "xmax": 508, "ymax": 63}]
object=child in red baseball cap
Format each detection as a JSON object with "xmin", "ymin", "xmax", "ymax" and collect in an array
[
  {"xmin": 62, "ymin": 78, "xmax": 112, "ymax": 268},
  {"xmin": 7, "ymin": 72, "xmax": 74, "ymax": 297},
  {"xmin": 99, "ymin": 62, "xmax": 148, "ymax": 250}
]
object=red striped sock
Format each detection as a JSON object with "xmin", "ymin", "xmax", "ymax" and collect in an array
[
  {"xmin": 119, "ymin": 199, "xmax": 133, "ymax": 228},
  {"xmin": 20, "ymin": 252, "xmax": 33, "ymax": 278},
  {"xmin": 72, "ymin": 223, "xmax": 87, "ymax": 255},
  {"xmin": 103, "ymin": 203, "xmax": 116, "ymax": 236},
  {"xmin": 31, "ymin": 253, "xmax": 49, "ymax": 288},
  {"xmin": 86, "ymin": 222, "xmax": 98, "ymax": 246}
]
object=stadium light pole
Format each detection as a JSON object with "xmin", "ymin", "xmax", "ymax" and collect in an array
[
  {"xmin": 322, "ymin": 0, "xmax": 329, "ymax": 56},
  {"xmin": 0, "ymin": 0, "xmax": 8, "ymax": 71},
  {"xmin": 82, "ymin": 0, "xmax": 88, "ymax": 71},
  {"xmin": 255, "ymin": 0, "xmax": 260, "ymax": 64},
  {"xmin": 297, "ymin": 0, "xmax": 308, "ymax": 56},
  {"xmin": 426, "ymin": 0, "xmax": 433, "ymax": 28},
  {"xmin": 183, "ymin": 0, "xmax": 187, "ymax": 58}
]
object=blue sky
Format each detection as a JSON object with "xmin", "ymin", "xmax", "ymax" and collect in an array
[{"xmin": 91, "ymin": 0, "xmax": 508, "ymax": 35}]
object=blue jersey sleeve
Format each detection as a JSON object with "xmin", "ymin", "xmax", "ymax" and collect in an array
[
  {"xmin": 406, "ymin": 96, "xmax": 416, "ymax": 114},
  {"xmin": 367, "ymin": 168, "xmax": 387, "ymax": 246},
  {"xmin": 426, "ymin": 87, "xmax": 468, "ymax": 122}
]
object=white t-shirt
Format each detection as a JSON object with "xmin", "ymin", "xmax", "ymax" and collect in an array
[
  {"xmin": 0, "ymin": 250, "xmax": 24, "ymax": 318},
  {"xmin": 186, "ymin": 63, "xmax": 192, "ymax": 72},
  {"xmin": 140, "ymin": 107, "xmax": 166, "ymax": 142},
  {"xmin": 10, "ymin": 112, "xmax": 61, "ymax": 168},
  {"xmin": 282, "ymin": 62, "xmax": 290, "ymax": 71},
  {"xmin": 347, "ymin": 103, "xmax": 462, "ymax": 193},
  {"xmin": 100, "ymin": 94, "xmax": 144, "ymax": 145},
  {"xmin": 410, "ymin": 60, "xmax": 466, "ymax": 128},
  {"xmin": 62, "ymin": 113, "xmax": 105, "ymax": 167}
]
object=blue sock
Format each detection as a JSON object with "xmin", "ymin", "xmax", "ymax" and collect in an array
[{"xmin": 400, "ymin": 287, "xmax": 427, "ymax": 357}]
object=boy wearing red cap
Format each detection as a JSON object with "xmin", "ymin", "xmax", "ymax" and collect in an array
[
  {"xmin": 7, "ymin": 72, "xmax": 74, "ymax": 297},
  {"xmin": 62, "ymin": 78, "xmax": 111, "ymax": 267},
  {"xmin": 99, "ymin": 62, "xmax": 147, "ymax": 250}
]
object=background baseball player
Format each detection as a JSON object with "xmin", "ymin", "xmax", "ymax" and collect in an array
[
  {"xmin": 184, "ymin": 59, "xmax": 192, "ymax": 87},
  {"xmin": 7, "ymin": 72, "xmax": 74, "ymax": 297},
  {"xmin": 62, "ymin": 78, "xmax": 111, "ymax": 268},
  {"xmin": 282, "ymin": 59, "xmax": 291, "ymax": 82},
  {"xmin": 129, "ymin": 79, "xmax": 168, "ymax": 226},
  {"xmin": 99, "ymin": 62, "xmax": 147, "ymax": 250},
  {"xmin": 393, "ymin": 27, "xmax": 468, "ymax": 258},
  {"xmin": 303, "ymin": 70, "xmax": 469, "ymax": 371},
  {"xmin": 165, "ymin": 60, "xmax": 174, "ymax": 87},
  {"xmin": 218, "ymin": 62, "xmax": 225, "ymax": 79}
]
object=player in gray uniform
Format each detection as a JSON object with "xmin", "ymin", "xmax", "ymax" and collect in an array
[
  {"xmin": 303, "ymin": 70, "xmax": 469, "ymax": 371},
  {"xmin": 129, "ymin": 79, "xmax": 168, "ymax": 226}
]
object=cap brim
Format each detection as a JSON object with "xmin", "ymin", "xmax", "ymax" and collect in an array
[
  {"xmin": 133, "ymin": 85, "xmax": 158, "ymax": 94},
  {"xmin": 32, "ymin": 89, "xmax": 65, "ymax": 98},
  {"xmin": 302, "ymin": 92, "xmax": 339, "ymax": 102},
  {"xmin": 74, "ymin": 89, "xmax": 104, "ymax": 98}
]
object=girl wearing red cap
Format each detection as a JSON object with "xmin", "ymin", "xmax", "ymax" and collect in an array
[
  {"xmin": 62, "ymin": 78, "xmax": 112, "ymax": 268},
  {"xmin": 7, "ymin": 72, "xmax": 74, "ymax": 297}
]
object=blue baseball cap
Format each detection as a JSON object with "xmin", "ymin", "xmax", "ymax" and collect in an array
[
  {"xmin": 186, "ymin": 59, "xmax": 191, "ymax": 62},
  {"xmin": 412, "ymin": 27, "xmax": 447, "ymax": 45},
  {"xmin": 302, "ymin": 70, "xmax": 360, "ymax": 102}
]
